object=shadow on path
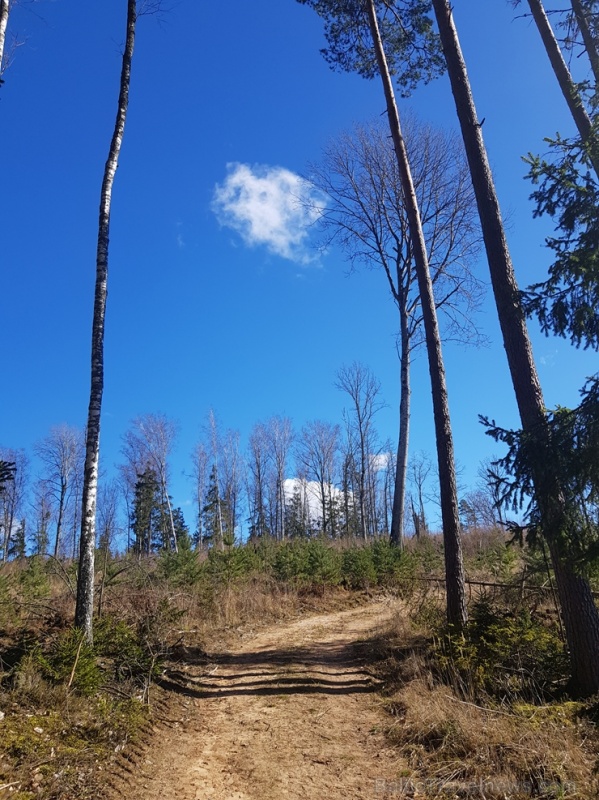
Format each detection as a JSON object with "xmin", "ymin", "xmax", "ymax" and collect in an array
[{"xmin": 159, "ymin": 637, "xmax": 380, "ymax": 700}]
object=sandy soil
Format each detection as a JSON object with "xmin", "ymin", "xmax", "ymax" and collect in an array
[{"xmin": 110, "ymin": 598, "xmax": 407, "ymax": 800}]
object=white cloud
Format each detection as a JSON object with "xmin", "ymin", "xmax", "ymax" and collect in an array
[
  {"xmin": 540, "ymin": 349, "xmax": 558, "ymax": 367},
  {"xmin": 212, "ymin": 163, "xmax": 325, "ymax": 264},
  {"xmin": 370, "ymin": 452, "xmax": 393, "ymax": 473},
  {"xmin": 284, "ymin": 477, "xmax": 344, "ymax": 522}
]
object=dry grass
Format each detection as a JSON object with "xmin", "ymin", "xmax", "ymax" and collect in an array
[{"xmin": 366, "ymin": 604, "xmax": 599, "ymax": 800}]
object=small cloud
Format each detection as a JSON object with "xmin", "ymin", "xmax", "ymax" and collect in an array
[
  {"xmin": 370, "ymin": 453, "xmax": 393, "ymax": 473},
  {"xmin": 212, "ymin": 163, "xmax": 325, "ymax": 264},
  {"xmin": 540, "ymin": 349, "xmax": 558, "ymax": 367},
  {"xmin": 176, "ymin": 233, "xmax": 185, "ymax": 249}
]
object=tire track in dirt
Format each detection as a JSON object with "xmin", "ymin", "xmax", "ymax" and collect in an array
[{"xmin": 116, "ymin": 599, "xmax": 405, "ymax": 800}]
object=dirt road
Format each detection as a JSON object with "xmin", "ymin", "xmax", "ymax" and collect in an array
[{"xmin": 113, "ymin": 599, "xmax": 405, "ymax": 800}]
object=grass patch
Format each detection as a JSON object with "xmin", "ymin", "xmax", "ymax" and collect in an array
[{"xmin": 364, "ymin": 596, "xmax": 599, "ymax": 799}]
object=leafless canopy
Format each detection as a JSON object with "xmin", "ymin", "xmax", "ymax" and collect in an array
[{"xmin": 310, "ymin": 115, "xmax": 486, "ymax": 349}]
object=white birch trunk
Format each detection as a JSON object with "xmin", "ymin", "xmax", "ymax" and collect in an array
[
  {"xmin": 0, "ymin": 0, "xmax": 9, "ymax": 81},
  {"xmin": 75, "ymin": 0, "xmax": 137, "ymax": 643}
]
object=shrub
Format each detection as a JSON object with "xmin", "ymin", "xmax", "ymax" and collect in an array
[
  {"xmin": 206, "ymin": 541, "xmax": 261, "ymax": 584},
  {"xmin": 155, "ymin": 548, "xmax": 202, "ymax": 587},
  {"xmin": 435, "ymin": 597, "xmax": 569, "ymax": 702},
  {"xmin": 35, "ymin": 628, "xmax": 101, "ymax": 696},
  {"xmin": 341, "ymin": 547, "xmax": 376, "ymax": 589},
  {"xmin": 18, "ymin": 556, "xmax": 50, "ymax": 600},
  {"xmin": 305, "ymin": 539, "xmax": 341, "ymax": 587},
  {"xmin": 94, "ymin": 615, "xmax": 159, "ymax": 684}
]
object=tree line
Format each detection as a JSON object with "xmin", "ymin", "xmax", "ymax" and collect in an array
[{"xmin": 1, "ymin": 363, "xmax": 499, "ymax": 560}]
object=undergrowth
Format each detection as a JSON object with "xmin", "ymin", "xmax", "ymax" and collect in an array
[
  {"xmin": 365, "ymin": 588, "xmax": 598, "ymax": 800},
  {"xmin": 0, "ymin": 532, "xmax": 597, "ymax": 798}
]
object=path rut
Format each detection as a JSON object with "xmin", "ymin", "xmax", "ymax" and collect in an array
[{"xmin": 115, "ymin": 600, "xmax": 405, "ymax": 799}]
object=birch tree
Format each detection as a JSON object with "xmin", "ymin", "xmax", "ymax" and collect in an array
[
  {"xmin": 35, "ymin": 425, "xmax": 84, "ymax": 558},
  {"xmin": 265, "ymin": 416, "xmax": 294, "ymax": 541},
  {"xmin": 296, "ymin": 420, "xmax": 340, "ymax": 536},
  {"xmin": 0, "ymin": 0, "xmax": 9, "ymax": 85},
  {"xmin": 75, "ymin": 0, "xmax": 138, "ymax": 642}
]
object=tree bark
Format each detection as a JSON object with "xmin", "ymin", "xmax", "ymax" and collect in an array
[
  {"xmin": 0, "ymin": 0, "xmax": 9, "ymax": 80},
  {"xmin": 53, "ymin": 479, "xmax": 67, "ymax": 558},
  {"xmin": 390, "ymin": 282, "xmax": 410, "ymax": 548},
  {"xmin": 432, "ymin": 0, "xmax": 599, "ymax": 694},
  {"xmin": 366, "ymin": 0, "xmax": 467, "ymax": 628},
  {"xmin": 550, "ymin": 539, "xmax": 599, "ymax": 696},
  {"xmin": 570, "ymin": 0, "xmax": 599, "ymax": 89},
  {"xmin": 75, "ymin": 0, "xmax": 137, "ymax": 644},
  {"xmin": 526, "ymin": 0, "xmax": 599, "ymax": 177}
]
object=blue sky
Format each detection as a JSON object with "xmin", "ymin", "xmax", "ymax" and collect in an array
[{"xmin": 1, "ymin": 0, "xmax": 596, "ymax": 530}]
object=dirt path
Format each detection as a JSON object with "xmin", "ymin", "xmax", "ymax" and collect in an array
[{"xmin": 114, "ymin": 599, "xmax": 406, "ymax": 800}]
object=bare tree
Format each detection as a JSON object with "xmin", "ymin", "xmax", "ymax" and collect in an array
[
  {"xmin": 96, "ymin": 479, "xmax": 121, "ymax": 616},
  {"xmin": 336, "ymin": 363, "xmax": 384, "ymax": 539},
  {"xmin": 312, "ymin": 117, "xmax": 483, "ymax": 547},
  {"xmin": 246, "ymin": 422, "xmax": 271, "ymax": 540},
  {"xmin": 296, "ymin": 420, "xmax": 340, "ymax": 536},
  {"xmin": 338, "ymin": 419, "xmax": 360, "ymax": 538},
  {"xmin": 190, "ymin": 440, "xmax": 210, "ymax": 548},
  {"xmin": 219, "ymin": 427, "xmax": 243, "ymax": 541},
  {"xmin": 121, "ymin": 413, "xmax": 179, "ymax": 552},
  {"xmin": 265, "ymin": 416, "xmax": 294, "ymax": 541},
  {"xmin": 35, "ymin": 425, "xmax": 84, "ymax": 558}
]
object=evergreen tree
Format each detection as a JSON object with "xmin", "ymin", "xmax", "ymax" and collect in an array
[
  {"xmin": 0, "ymin": 460, "xmax": 15, "ymax": 495},
  {"xmin": 172, "ymin": 507, "xmax": 191, "ymax": 550},
  {"xmin": 131, "ymin": 468, "xmax": 159, "ymax": 556},
  {"xmin": 203, "ymin": 465, "xmax": 227, "ymax": 548},
  {"xmin": 285, "ymin": 482, "xmax": 312, "ymax": 538},
  {"xmin": 9, "ymin": 519, "xmax": 26, "ymax": 560}
]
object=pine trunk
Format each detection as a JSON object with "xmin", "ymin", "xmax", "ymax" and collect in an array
[
  {"xmin": 550, "ymin": 540, "xmax": 599, "ymax": 695},
  {"xmin": 366, "ymin": 0, "xmax": 467, "ymax": 628},
  {"xmin": 432, "ymin": 0, "xmax": 599, "ymax": 693},
  {"xmin": 526, "ymin": 0, "xmax": 599, "ymax": 177},
  {"xmin": 75, "ymin": 0, "xmax": 137, "ymax": 644},
  {"xmin": 570, "ymin": 0, "xmax": 599, "ymax": 89}
]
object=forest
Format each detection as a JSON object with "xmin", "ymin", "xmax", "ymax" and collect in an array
[{"xmin": 1, "ymin": 1, "xmax": 599, "ymax": 798}]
